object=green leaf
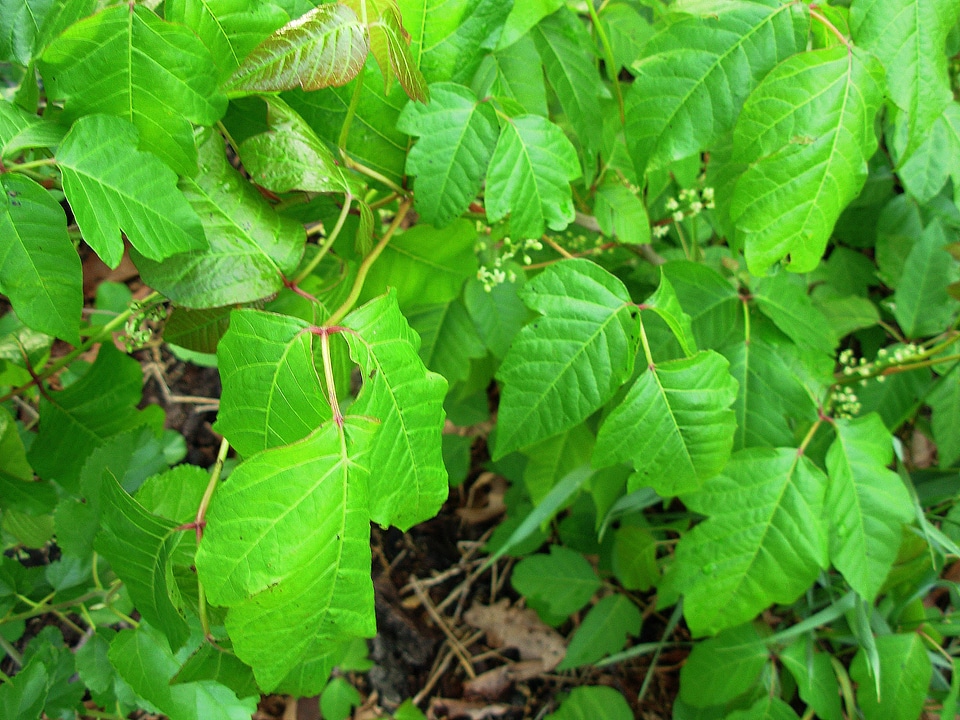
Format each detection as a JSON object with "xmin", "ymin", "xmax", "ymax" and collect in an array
[
  {"xmin": 811, "ymin": 291, "xmax": 880, "ymax": 338},
  {"xmin": 662, "ymin": 261, "xmax": 739, "ymax": 348},
  {"xmin": 730, "ymin": 47, "xmax": 885, "ymax": 273},
  {"xmin": 238, "ymin": 95, "xmax": 349, "ymax": 194},
  {"xmin": 594, "ymin": 179, "xmax": 650, "ymax": 247},
  {"xmin": 594, "ymin": 349, "xmax": 737, "ymax": 497},
  {"xmin": 679, "ymin": 623, "xmax": 768, "ymax": 707},
  {"xmin": 164, "ymin": 307, "xmax": 232, "ymax": 355},
  {"xmin": 721, "ymin": 338, "xmax": 818, "ymax": 450},
  {"xmin": 0, "ymin": 0, "xmax": 53, "ymax": 65},
  {"xmin": 493, "ymin": 259, "xmax": 638, "ymax": 458},
  {"xmin": 544, "ymin": 686, "xmax": 633, "ymax": 720},
  {"xmin": 485, "ymin": 114, "xmax": 581, "ymax": 239},
  {"xmin": 224, "ymin": 4, "xmax": 369, "ymax": 94},
  {"xmin": 625, "ymin": 1, "xmax": 808, "ymax": 175},
  {"xmin": 511, "ymin": 546, "xmax": 600, "ymax": 626},
  {"xmin": 850, "ymin": 633, "xmax": 932, "ymax": 720},
  {"xmin": 400, "ymin": 0, "xmax": 511, "ymax": 85},
  {"xmin": 463, "ymin": 274, "xmax": 529, "ymax": 358},
  {"xmin": 472, "ymin": 35, "xmax": 548, "ymax": 117},
  {"xmin": 165, "ymin": 0, "xmax": 289, "ymax": 82},
  {"xmin": 895, "ymin": 102, "xmax": 960, "ymax": 202},
  {"xmin": 40, "ymin": 5, "xmax": 226, "ymax": 174},
  {"xmin": 408, "ymin": 298, "xmax": 487, "ymax": 386},
  {"xmin": 0, "ymin": 174, "xmax": 80, "ymax": 344},
  {"xmin": 360, "ymin": 220, "xmax": 477, "ymax": 309},
  {"xmin": 0, "ymin": 407, "xmax": 53, "ymax": 516},
  {"xmin": 28, "ymin": 344, "xmax": 154, "ymax": 486},
  {"xmin": 496, "ymin": 0, "xmax": 563, "ymax": 50},
  {"xmin": 196, "ymin": 420, "xmax": 377, "ymax": 690},
  {"xmin": 523, "ymin": 424, "xmax": 594, "ymax": 505},
  {"xmin": 134, "ymin": 130, "xmax": 304, "ymax": 308},
  {"xmin": 320, "ymin": 677, "xmax": 361, "ymax": 720},
  {"xmin": 850, "ymin": 0, "xmax": 960, "ymax": 161},
  {"xmin": 109, "ymin": 625, "xmax": 259, "ymax": 720},
  {"xmin": 779, "ymin": 639, "xmax": 842, "ymax": 720},
  {"xmin": 0, "ymin": 656, "xmax": 47, "ymax": 720},
  {"xmin": 644, "ymin": 271, "xmax": 697, "ymax": 356},
  {"xmin": 531, "ymin": 8, "xmax": 607, "ymax": 169},
  {"xmin": 892, "ymin": 219, "xmax": 960, "ymax": 338},
  {"xmin": 753, "ymin": 274, "xmax": 837, "ymax": 356},
  {"xmin": 600, "ymin": 3, "xmax": 654, "ymax": 73},
  {"xmin": 343, "ymin": 291, "xmax": 448, "ymax": 530},
  {"xmin": 57, "ymin": 114, "xmax": 206, "ymax": 269},
  {"xmin": 728, "ymin": 697, "xmax": 800, "ymax": 720},
  {"xmin": 95, "ymin": 472, "xmax": 189, "ymax": 649},
  {"xmin": 929, "ymin": 372, "xmax": 960, "ymax": 466},
  {"xmin": 825, "ymin": 415, "xmax": 913, "ymax": 601},
  {"xmin": 612, "ymin": 526, "xmax": 659, "ymax": 591},
  {"xmin": 173, "ymin": 643, "xmax": 258, "ymax": 700},
  {"xmin": 397, "ymin": 82, "xmax": 498, "ymax": 227},
  {"xmin": 215, "ymin": 309, "xmax": 330, "ymax": 457},
  {"xmin": 557, "ymin": 594, "xmax": 641, "ymax": 669},
  {"xmin": 662, "ymin": 448, "xmax": 829, "ymax": 636}
]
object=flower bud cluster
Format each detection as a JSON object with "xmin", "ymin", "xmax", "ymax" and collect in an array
[
  {"xmin": 839, "ymin": 344, "xmax": 923, "ymax": 385},
  {"xmin": 122, "ymin": 301, "xmax": 166, "ymax": 351},
  {"xmin": 654, "ymin": 186, "xmax": 715, "ymax": 238},
  {"xmin": 475, "ymin": 228, "xmax": 542, "ymax": 292},
  {"xmin": 831, "ymin": 385, "xmax": 862, "ymax": 418}
]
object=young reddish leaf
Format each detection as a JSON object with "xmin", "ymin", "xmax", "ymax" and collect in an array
[
  {"xmin": 224, "ymin": 4, "xmax": 369, "ymax": 94},
  {"xmin": 366, "ymin": 0, "xmax": 429, "ymax": 101}
]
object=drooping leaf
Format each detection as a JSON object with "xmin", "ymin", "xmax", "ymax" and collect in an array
[
  {"xmin": 661, "ymin": 261, "xmax": 739, "ymax": 348},
  {"xmin": 40, "ymin": 4, "xmax": 226, "ymax": 174},
  {"xmin": 661, "ymin": 448, "xmax": 829, "ymax": 636},
  {"xmin": 397, "ymin": 82, "xmax": 498, "ymax": 227},
  {"xmin": 224, "ymin": 3, "xmax": 369, "ymax": 94},
  {"xmin": 215, "ymin": 309, "xmax": 330, "ymax": 458},
  {"xmin": 721, "ymin": 338, "xmax": 818, "ymax": 450},
  {"xmin": 0, "ymin": 174, "xmax": 80, "ymax": 344},
  {"xmin": 612, "ymin": 526, "xmax": 659, "ymax": 591},
  {"xmin": 679, "ymin": 623, "xmax": 768, "ymax": 707},
  {"xmin": 544, "ymin": 686, "xmax": 633, "ymax": 720},
  {"xmin": 493, "ymin": 260, "xmax": 639, "ymax": 458},
  {"xmin": 593, "ymin": 179, "xmax": 651, "ymax": 247},
  {"xmin": 28, "ymin": 344, "xmax": 155, "ymax": 486},
  {"xmin": 165, "ymin": 0, "xmax": 289, "ymax": 82},
  {"xmin": 850, "ymin": 633, "xmax": 932, "ymax": 720},
  {"xmin": 895, "ymin": 102, "xmax": 960, "ymax": 202},
  {"xmin": 196, "ymin": 420, "xmax": 377, "ymax": 690},
  {"xmin": 57, "ymin": 114, "xmax": 206, "ymax": 269},
  {"xmin": 407, "ymin": 298, "xmax": 487, "ymax": 386},
  {"xmin": 594, "ymin": 349, "xmax": 737, "ymax": 497},
  {"xmin": 172, "ymin": 643, "xmax": 258, "ymax": 700},
  {"xmin": 850, "ymin": 0, "xmax": 960, "ymax": 161},
  {"xmin": 400, "ymin": 0, "xmax": 511, "ymax": 84},
  {"xmin": 625, "ymin": 1, "xmax": 808, "ymax": 176},
  {"xmin": 109, "ymin": 624, "xmax": 259, "ymax": 720},
  {"xmin": 164, "ymin": 307, "xmax": 232, "ymax": 355},
  {"xmin": 730, "ymin": 47, "xmax": 885, "ymax": 273},
  {"xmin": 343, "ymin": 291, "xmax": 448, "ymax": 530},
  {"xmin": 825, "ymin": 415, "xmax": 913, "ymax": 601},
  {"xmin": 644, "ymin": 271, "xmax": 697, "ymax": 357},
  {"xmin": 511, "ymin": 546, "xmax": 600, "ymax": 626},
  {"xmin": 531, "ymin": 8, "xmax": 607, "ymax": 170},
  {"xmin": 929, "ymin": 372, "xmax": 960, "ymax": 466},
  {"xmin": 360, "ymin": 220, "xmax": 477, "ymax": 309},
  {"xmin": 557, "ymin": 594, "xmax": 641, "ymax": 669},
  {"xmin": 94, "ymin": 472, "xmax": 189, "ymax": 650},
  {"xmin": 485, "ymin": 114, "xmax": 581, "ymax": 239},
  {"xmin": 753, "ymin": 274, "xmax": 837, "ymax": 356},
  {"xmin": 357, "ymin": 0, "xmax": 428, "ymax": 101},
  {"xmin": 238, "ymin": 95, "xmax": 349, "ymax": 194},
  {"xmin": 134, "ymin": 130, "xmax": 304, "ymax": 308},
  {"xmin": 892, "ymin": 219, "xmax": 960, "ymax": 338},
  {"xmin": 523, "ymin": 424, "xmax": 594, "ymax": 505}
]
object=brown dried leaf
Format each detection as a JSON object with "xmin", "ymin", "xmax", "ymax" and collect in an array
[{"xmin": 464, "ymin": 600, "xmax": 566, "ymax": 670}]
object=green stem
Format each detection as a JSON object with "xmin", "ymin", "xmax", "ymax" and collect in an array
[
  {"xmin": 797, "ymin": 418, "xmax": 824, "ymax": 457},
  {"xmin": 7, "ymin": 157, "xmax": 56, "ymax": 173},
  {"xmin": 196, "ymin": 437, "xmax": 229, "ymax": 639},
  {"xmin": 742, "ymin": 296, "xmax": 751, "ymax": 345},
  {"xmin": 319, "ymin": 330, "xmax": 343, "ymax": 426},
  {"xmin": 294, "ymin": 194, "xmax": 353, "ymax": 285},
  {"xmin": 809, "ymin": 7, "xmax": 850, "ymax": 48},
  {"xmin": 638, "ymin": 314, "xmax": 655, "ymax": 368},
  {"xmin": 344, "ymin": 158, "xmax": 408, "ymax": 196},
  {"xmin": 0, "ymin": 634, "xmax": 23, "ymax": 667},
  {"xmin": 585, "ymin": 0, "xmax": 624, "ymax": 124},
  {"xmin": 0, "ymin": 292, "xmax": 161, "ymax": 404},
  {"xmin": 216, "ymin": 121, "xmax": 239, "ymax": 153},
  {"xmin": 339, "ymin": 64, "xmax": 367, "ymax": 152},
  {"xmin": 326, "ymin": 200, "xmax": 412, "ymax": 325},
  {"xmin": 1, "ymin": 589, "xmax": 107, "ymax": 625}
]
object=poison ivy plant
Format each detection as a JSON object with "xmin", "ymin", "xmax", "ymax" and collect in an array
[{"xmin": 2, "ymin": 1, "xmax": 960, "ymax": 718}]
